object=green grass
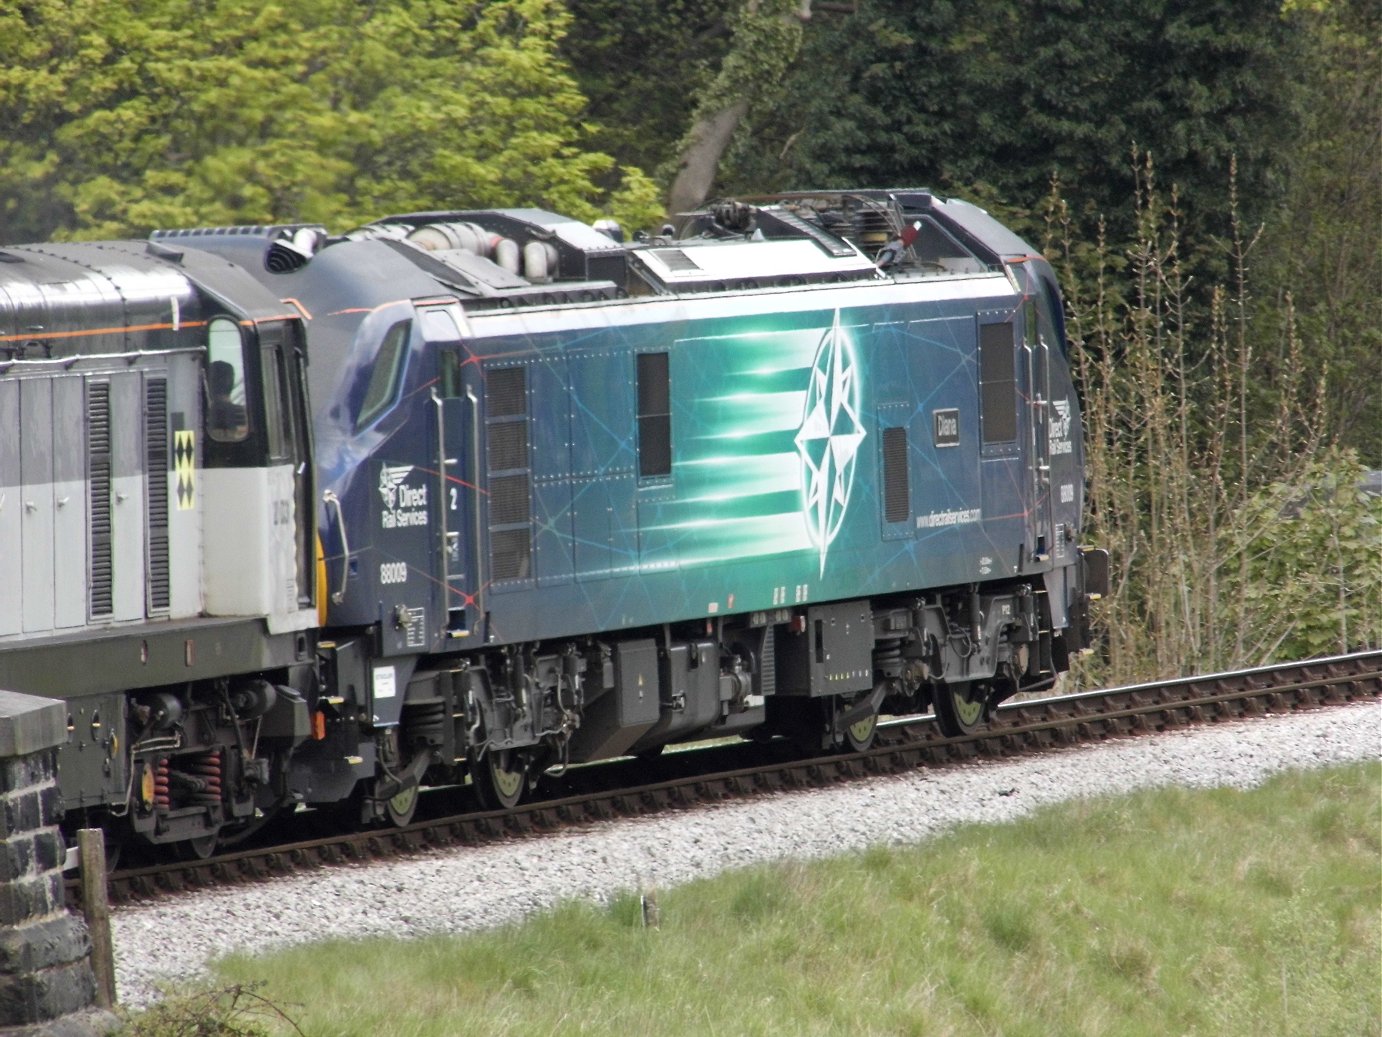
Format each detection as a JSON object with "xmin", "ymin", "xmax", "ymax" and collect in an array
[{"xmin": 132, "ymin": 762, "xmax": 1380, "ymax": 1036}]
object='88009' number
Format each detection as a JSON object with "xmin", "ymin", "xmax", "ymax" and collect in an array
[{"xmin": 379, "ymin": 561, "xmax": 409, "ymax": 585}]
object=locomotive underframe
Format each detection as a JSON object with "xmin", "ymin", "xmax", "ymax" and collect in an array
[{"xmin": 368, "ymin": 571, "xmax": 1081, "ymax": 809}]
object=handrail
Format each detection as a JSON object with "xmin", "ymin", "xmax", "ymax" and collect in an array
[
  {"xmin": 322, "ymin": 489, "xmax": 349, "ymax": 604},
  {"xmin": 467, "ymin": 384, "xmax": 484, "ymax": 628}
]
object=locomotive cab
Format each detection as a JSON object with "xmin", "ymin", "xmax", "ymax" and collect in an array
[{"xmin": 199, "ymin": 312, "xmax": 317, "ymax": 631}]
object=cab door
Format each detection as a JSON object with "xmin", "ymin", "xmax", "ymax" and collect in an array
[
  {"xmin": 432, "ymin": 314, "xmax": 484, "ymax": 638},
  {"xmin": 201, "ymin": 315, "xmax": 316, "ymax": 631},
  {"xmin": 262, "ymin": 319, "xmax": 316, "ymax": 614},
  {"xmin": 1023, "ymin": 298, "xmax": 1054, "ymax": 562}
]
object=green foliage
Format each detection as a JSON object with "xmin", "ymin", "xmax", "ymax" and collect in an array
[
  {"xmin": 117, "ymin": 983, "xmax": 300, "ymax": 1036},
  {"xmin": 561, "ymin": 0, "xmax": 1377, "ymax": 465},
  {"xmin": 190, "ymin": 763, "xmax": 1381, "ymax": 1036},
  {"xmin": 685, "ymin": 0, "xmax": 805, "ymax": 121},
  {"xmin": 719, "ymin": 0, "xmax": 1301, "ymax": 248},
  {"xmin": 1050, "ymin": 152, "xmax": 1371, "ymax": 683},
  {"xmin": 0, "ymin": 0, "xmax": 662, "ymax": 243},
  {"xmin": 1230, "ymin": 452, "xmax": 1382, "ymax": 660},
  {"xmin": 561, "ymin": 0, "xmax": 738, "ymax": 179},
  {"xmin": 1254, "ymin": 1, "xmax": 1382, "ymax": 461}
]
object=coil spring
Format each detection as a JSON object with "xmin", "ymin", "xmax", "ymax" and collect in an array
[
  {"xmin": 154, "ymin": 758, "xmax": 171, "ymax": 811},
  {"xmin": 873, "ymin": 637, "xmax": 905, "ymax": 681},
  {"xmin": 405, "ymin": 700, "xmax": 447, "ymax": 749},
  {"xmin": 184, "ymin": 749, "xmax": 223, "ymax": 806}
]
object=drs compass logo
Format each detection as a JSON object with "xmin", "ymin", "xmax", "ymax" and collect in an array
[
  {"xmin": 795, "ymin": 310, "xmax": 865, "ymax": 574},
  {"xmin": 378, "ymin": 463, "xmax": 429, "ymax": 529}
]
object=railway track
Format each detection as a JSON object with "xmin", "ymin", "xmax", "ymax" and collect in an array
[{"xmin": 73, "ymin": 649, "xmax": 1381, "ymax": 908}]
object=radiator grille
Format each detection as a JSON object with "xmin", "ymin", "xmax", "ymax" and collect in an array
[
  {"xmin": 486, "ymin": 366, "xmax": 526, "ymax": 417},
  {"xmin": 979, "ymin": 322, "xmax": 1018, "ymax": 445},
  {"xmin": 882, "ymin": 425, "xmax": 910, "ymax": 524},
  {"xmin": 488, "ymin": 421, "xmax": 528, "ymax": 472},
  {"xmin": 489, "ymin": 473, "xmax": 531, "ymax": 526},
  {"xmin": 490, "ymin": 528, "xmax": 532, "ymax": 582},
  {"xmin": 88, "ymin": 382, "xmax": 113, "ymax": 617},
  {"xmin": 636, "ymin": 352, "xmax": 671, "ymax": 477},
  {"xmin": 145, "ymin": 378, "xmax": 170, "ymax": 612},
  {"xmin": 486, "ymin": 366, "xmax": 532, "ymax": 582}
]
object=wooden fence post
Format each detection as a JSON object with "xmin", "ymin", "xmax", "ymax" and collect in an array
[{"xmin": 77, "ymin": 829, "xmax": 116, "ymax": 1010}]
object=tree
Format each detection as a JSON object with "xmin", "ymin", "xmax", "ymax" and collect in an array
[
  {"xmin": 1040, "ymin": 136, "xmax": 1382, "ymax": 685},
  {"xmin": 563, "ymin": 0, "xmax": 827, "ymax": 216},
  {"xmin": 560, "ymin": 0, "xmax": 738, "ymax": 185},
  {"xmin": 665, "ymin": 0, "xmax": 811, "ymax": 215},
  {"xmin": 1256, "ymin": 0, "xmax": 1382, "ymax": 462},
  {"xmin": 717, "ymin": 0, "xmax": 1302, "ymax": 252},
  {"xmin": 1232, "ymin": 452, "xmax": 1382, "ymax": 661},
  {"xmin": 0, "ymin": 0, "xmax": 661, "ymax": 243}
]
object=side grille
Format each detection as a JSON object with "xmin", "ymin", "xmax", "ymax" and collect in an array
[
  {"xmin": 145, "ymin": 378, "xmax": 170, "ymax": 612},
  {"xmin": 882, "ymin": 425, "xmax": 910, "ymax": 524},
  {"xmin": 488, "ymin": 421, "xmax": 528, "ymax": 472},
  {"xmin": 489, "ymin": 473, "xmax": 531, "ymax": 526},
  {"xmin": 490, "ymin": 529, "xmax": 532, "ymax": 582},
  {"xmin": 636, "ymin": 352, "xmax": 671, "ymax": 477},
  {"xmin": 486, "ymin": 367, "xmax": 532, "ymax": 582},
  {"xmin": 88, "ymin": 382, "xmax": 113, "ymax": 617},
  {"xmin": 486, "ymin": 366, "xmax": 527, "ymax": 417},
  {"xmin": 979, "ymin": 322, "xmax": 1018, "ymax": 445}
]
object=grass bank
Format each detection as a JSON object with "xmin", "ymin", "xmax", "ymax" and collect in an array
[{"xmin": 133, "ymin": 761, "xmax": 1380, "ymax": 1036}]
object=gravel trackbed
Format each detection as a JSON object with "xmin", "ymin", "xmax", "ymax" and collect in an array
[{"xmin": 111, "ymin": 700, "xmax": 1381, "ymax": 1007}]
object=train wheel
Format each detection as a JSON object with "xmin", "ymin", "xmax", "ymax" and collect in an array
[
  {"xmin": 383, "ymin": 783, "xmax": 419, "ymax": 827},
  {"xmin": 89, "ymin": 828, "xmax": 125, "ymax": 872},
  {"xmin": 175, "ymin": 832, "xmax": 219, "ymax": 861},
  {"xmin": 933, "ymin": 681, "xmax": 986, "ymax": 737},
  {"xmin": 842, "ymin": 710, "xmax": 878, "ymax": 752},
  {"xmin": 473, "ymin": 749, "xmax": 527, "ymax": 811}
]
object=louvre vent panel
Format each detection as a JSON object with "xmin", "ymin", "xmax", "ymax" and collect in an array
[
  {"xmin": 486, "ymin": 367, "xmax": 527, "ymax": 417},
  {"xmin": 145, "ymin": 378, "xmax": 170, "ymax": 613},
  {"xmin": 490, "ymin": 529, "xmax": 532, "ymax": 582},
  {"xmin": 88, "ymin": 383, "xmax": 113, "ymax": 617},
  {"xmin": 979, "ymin": 322, "xmax": 1018, "ymax": 444},
  {"xmin": 489, "ymin": 474, "xmax": 531, "ymax": 526},
  {"xmin": 636, "ymin": 352, "xmax": 672, "ymax": 478},
  {"xmin": 485, "ymin": 364, "xmax": 534, "ymax": 581},
  {"xmin": 488, "ymin": 422, "xmax": 529, "ymax": 472},
  {"xmin": 882, "ymin": 425, "xmax": 910, "ymax": 524},
  {"xmin": 651, "ymin": 248, "xmax": 701, "ymax": 272}
]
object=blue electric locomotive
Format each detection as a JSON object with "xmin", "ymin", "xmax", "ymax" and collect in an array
[{"xmin": 0, "ymin": 190, "xmax": 1106, "ymax": 851}]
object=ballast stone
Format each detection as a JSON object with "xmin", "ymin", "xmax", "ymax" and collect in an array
[{"xmin": 111, "ymin": 700, "xmax": 1382, "ymax": 1009}]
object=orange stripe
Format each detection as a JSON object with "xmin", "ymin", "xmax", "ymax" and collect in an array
[
  {"xmin": 0, "ymin": 320, "xmax": 208, "ymax": 343},
  {"xmin": 2, "ymin": 314, "xmax": 303, "ymax": 345}
]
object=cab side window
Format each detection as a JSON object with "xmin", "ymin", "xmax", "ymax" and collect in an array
[
  {"xmin": 207, "ymin": 317, "xmax": 249, "ymax": 443},
  {"xmin": 357, "ymin": 320, "xmax": 412, "ymax": 430}
]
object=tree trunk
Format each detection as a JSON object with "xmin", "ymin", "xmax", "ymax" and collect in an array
[
  {"xmin": 667, "ymin": 99, "xmax": 752, "ymax": 216},
  {"xmin": 665, "ymin": 0, "xmax": 811, "ymax": 217}
]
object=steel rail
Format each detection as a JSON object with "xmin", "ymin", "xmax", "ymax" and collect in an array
[{"xmin": 74, "ymin": 650, "xmax": 1380, "ymax": 907}]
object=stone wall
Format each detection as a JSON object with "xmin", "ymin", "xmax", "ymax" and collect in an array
[{"xmin": 0, "ymin": 690, "xmax": 112, "ymax": 1036}]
